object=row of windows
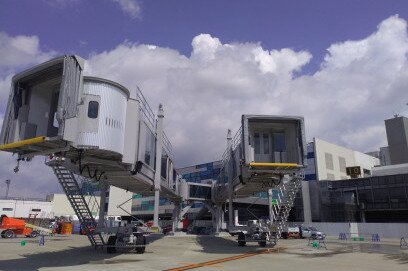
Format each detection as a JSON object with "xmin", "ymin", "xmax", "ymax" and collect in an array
[
  {"xmin": 2, "ymin": 208, "xmax": 41, "ymax": 212},
  {"xmin": 325, "ymin": 153, "xmax": 347, "ymax": 173}
]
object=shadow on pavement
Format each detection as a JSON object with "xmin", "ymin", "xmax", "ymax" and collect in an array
[
  {"xmin": 195, "ymin": 235, "xmax": 274, "ymax": 255},
  {"xmin": 0, "ymin": 246, "xmax": 119, "ymax": 271}
]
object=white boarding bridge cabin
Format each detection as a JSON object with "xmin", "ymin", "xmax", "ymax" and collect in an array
[
  {"xmin": 0, "ymin": 55, "xmax": 178, "ymax": 199},
  {"xmin": 214, "ymin": 115, "xmax": 307, "ymax": 200}
]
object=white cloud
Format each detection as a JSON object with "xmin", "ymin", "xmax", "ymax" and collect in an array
[
  {"xmin": 0, "ymin": 32, "xmax": 56, "ymax": 76},
  {"xmin": 112, "ymin": 0, "xmax": 142, "ymax": 19},
  {"xmin": 85, "ymin": 15, "xmax": 408, "ymax": 167}
]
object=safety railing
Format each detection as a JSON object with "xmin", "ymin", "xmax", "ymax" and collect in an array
[{"xmin": 136, "ymin": 87, "xmax": 156, "ymax": 131}]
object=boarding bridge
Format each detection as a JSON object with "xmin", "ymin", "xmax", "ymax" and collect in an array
[
  {"xmin": 212, "ymin": 115, "xmax": 307, "ymax": 237},
  {"xmin": 0, "ymin": 55, "xmax": 181, "ymax": 249}
]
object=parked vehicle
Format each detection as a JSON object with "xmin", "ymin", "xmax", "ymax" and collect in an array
[
  {"xmin": 301, "ymin": 226, "xmax": 326, "ymax": 239},
  {"xmin": 162, "ymin": 224, "xmax": 173, "ymax": 235},
  {"xmin": 287, "ymin": 227, "xmax": 301, "ymax": 238},
  {"xmin": 231, "ymin": 219, "xmax": 276, "ymax": 247},
  {"xmin": 0, "ymin": 215, "xmax": 38, "ymax": 238}
]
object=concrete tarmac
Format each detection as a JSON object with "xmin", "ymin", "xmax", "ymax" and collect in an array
[{"xmin": 0, "ymin": 234, "xmax": 407, "ymax": 271}]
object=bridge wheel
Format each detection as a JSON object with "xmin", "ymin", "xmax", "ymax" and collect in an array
[
  {"xmin": 258, "ymin": 233, "xmax": 267, "ymax": 247},
  {"xmin": 107, "ymin": 235, "xmax": 117, "ymax": 254},
  {"xmin": 136, "ymin": 234, "xmax": 146, "ymax": 254},
  {"xmin": 238, "ymin": 232, "xmax": 246, "ymax": 247}
]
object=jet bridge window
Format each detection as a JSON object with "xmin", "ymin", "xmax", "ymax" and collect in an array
[
  {"xmin": 254, "ymin": 133, "xmax": 261, "ymax": 154},
  {"xmin": 87, "ymin": 101, "xmax": 99, "ymax": 119}
]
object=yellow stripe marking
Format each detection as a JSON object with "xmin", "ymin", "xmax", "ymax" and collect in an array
[
  {"xmin": 166, "ymin": 248, "xmax": 282, "ymax": 271},
  {"xmin": 0, "ymin": 136, "xmax": 46, "ymax": 151},
  {"xmin": 249, "ymin": 162, "xmax": 300, "ymax": 167}
]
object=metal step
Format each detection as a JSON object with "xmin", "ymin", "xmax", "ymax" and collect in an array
[
  {"xmin": 271, "ymin": 177, "xmax": 302, "ymax": 238},
  {"xmin": 49, "ymin": 161, "xmax": 105, "ymax": 248}
]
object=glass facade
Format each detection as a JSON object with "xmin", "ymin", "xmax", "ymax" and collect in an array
[
  {"xmin": 179, "ymin": 161, "xmax": 221, "ymax": 184},
  {"xmin": 306, "ymin": 174, "xmax": 408, "ymax": 222}
]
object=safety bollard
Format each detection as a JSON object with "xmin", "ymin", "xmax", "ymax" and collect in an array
[
  {"xmin": 20, "ymin": 240, "xmax": 26, "ymax": 246},
  {"xmin": 371, "ymin": 234, "xmax": 380, "ymax": 242},
  {"xmin": 39, "ymin": 235, "xmax": 45, "ymax": 246},
  {"xmin": 339, "ymin": 233, "xmax": 347, "ymax": 240}
]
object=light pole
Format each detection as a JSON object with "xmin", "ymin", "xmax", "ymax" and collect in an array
[{"xmin": 5, "ymin": 179, "xmax": 11, "ymax": 198}]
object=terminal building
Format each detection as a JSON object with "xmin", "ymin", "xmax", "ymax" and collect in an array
[{"xmin": 293, "ymin": 115, "xmax": 408, "ymax": 224}]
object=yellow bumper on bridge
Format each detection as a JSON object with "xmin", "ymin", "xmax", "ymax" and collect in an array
[{"xmin": 0, "ymin": 136, "xmax": 46, "ymax": 151}]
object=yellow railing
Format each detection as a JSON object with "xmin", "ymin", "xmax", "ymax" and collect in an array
[{"xmin": 0, "ymin": 136, "xmax": 46, "ymax": 151}]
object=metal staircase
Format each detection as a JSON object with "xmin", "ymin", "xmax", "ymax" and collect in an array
[
  {"xmin": 271, "ymin": 177, "xmax": 303, "ymax": 238},
  {"xmin": 48, "ymin": 160, "xmax": 105, "ymax": 248}
]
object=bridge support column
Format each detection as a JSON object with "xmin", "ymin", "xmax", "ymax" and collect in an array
[
  {"xmin": 214, "ymin": 204, "xmax": 224, "ymax": 234},
  {"xmin": 267, "ymin": 188, "xmax": 274, "ymax": 222},
  {"xmin": 98, "ymin": 182, "xmax": 108, "ymax": 228},
  {"xmin": 153, "ymin": 104, "xmax": 164, "ymax": 228},
  {"xmin": 226, "ymin": 129, "xmax": 234, "ymax": 228},
  {"xmin": 228, "ymin": 195, "xmax": 233, "ymax": 227}
]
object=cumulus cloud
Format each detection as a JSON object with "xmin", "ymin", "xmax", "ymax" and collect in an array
[
  {"xmin": 85, "ymin": 15, "xmax": 408, "ymax": 167},
  {"xmin": 112, "ymin": 0, "xmax": 142, "ymax": 19},
  {"xmin": 0, "ymin": 15, "xmax": 407, "ymax": 197},
  {"xmin": 0, "ymin": 32, "xmax": 56, "ymax": 76}
]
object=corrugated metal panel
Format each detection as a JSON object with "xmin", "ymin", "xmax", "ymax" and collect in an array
[{"xmin": 77, "ymin": 80, "xmax": 128, "ymax": 155}]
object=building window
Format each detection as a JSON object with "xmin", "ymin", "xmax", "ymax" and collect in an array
[
  {"xmin": 2, "ymin": 208, "xmax": 13, "ymax": 211},
  {"xmin": 144, "ymin": 128, "xmax": 156, "ymax": 168},
  {"xmin": 325, "ymin": 153, "xmax": 334, "ymax": 170},
  {"xmin": 339, "ymin": 157, "xmax": 346, "ymax": 173},
  {"xmin": 254, "ymin": 133, "xmax": 260, "ymax": 154},
  {"xmin": 31, "ymin": 209, "xmax": 41, "ymax": 212},
  {"xmin": 87, "ymin": 101, "xmax": 99, "ymax": 119}
]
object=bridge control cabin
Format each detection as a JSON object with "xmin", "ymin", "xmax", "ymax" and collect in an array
[
  {"xmin": 214, "ymin": 115, "xmax": 307, "ymax": 201},
  {"xmin": 0, "ymin": 55, "xmax": 178, "ymax": 200}
]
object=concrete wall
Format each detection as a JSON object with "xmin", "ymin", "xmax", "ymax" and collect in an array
[
  {"xmin": 294, "ymin": 222, "xmax": 408, "ymax": 238},
  {"xmin": 314, "ymin": 138, "xmax": 356, "ymax": 180},
  {"xmin": 0, "ymin": 199, "xmax": 52, "ymax": 218},
  {"xmin": 314, "ymin": 138, "xmax": 380, "ymax": 181}
]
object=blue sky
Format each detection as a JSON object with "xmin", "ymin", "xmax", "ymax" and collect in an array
[
  {"xmin": 1, "ymin": 0, "xmax": 408, "ymax": 74},
  {"xmin": 0, "ymin": 1, "xmax": 408, "ymax": 197}
]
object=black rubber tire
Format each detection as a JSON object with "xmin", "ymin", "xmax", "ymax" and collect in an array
[
  {"xmin": 4, "ymin": 230, "xmax": 14, "ymax": 238},
  {"xmin": 1, "ymin": 231, "xmax": 6, "ymax": 238},
  {"xmin": 135, "ymin": 235, "xmax": 146, "ymax": 254},
  {"xmin": 238, "ymin": 232, "xmax": 246, "ymax": 247},
  {"xmin": 30, "ymin": 231, "xmax": 39, "ymax": 238},
  {"xmin": 107, "ymin": 235, "xmax": 117, "ymax": 254},
  {"xmin": 258, "ymin": 233, "xmax": 267, "ymax": 247}
]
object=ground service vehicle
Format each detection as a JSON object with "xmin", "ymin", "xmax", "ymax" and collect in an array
[
  {"xmin": 237, "ymin": 220, "xmax": 275, "ymax": 247},
  {"xmin": 0, "ymin": 215, "xmax": 39, "ymax": 238}
]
